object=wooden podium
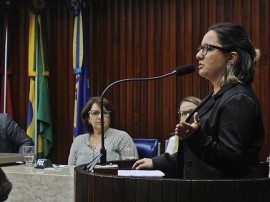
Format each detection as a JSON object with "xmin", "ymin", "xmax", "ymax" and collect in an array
[{"xmin": 75, "ymin": 161, "xmax": 270, "ymax": 202}]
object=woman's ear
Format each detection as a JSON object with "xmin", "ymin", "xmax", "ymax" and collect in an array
[{"xmin": 227, "ymin": 51, "xmax": 238, "ymax": 64}]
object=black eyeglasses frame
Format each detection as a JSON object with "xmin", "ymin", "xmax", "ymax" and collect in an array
[{"xmin": 198, "ymin": 44, "xmax": 228, "ymax": 56}]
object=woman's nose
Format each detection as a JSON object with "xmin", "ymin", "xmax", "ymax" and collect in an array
[{"xmin": 196, "ymin": 50, "xmax": 204, "ymax": 60}]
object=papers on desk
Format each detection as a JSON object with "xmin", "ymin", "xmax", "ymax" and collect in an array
[
  {"xmin": 95, "ymin": 164, "xmax": 118, "ymax": 169},
  {"xmin": 52, "ymin": 164, "xmax": 69, "ymax": 169},
  {"xmin": 118, "ymin": 170, "xmax": 165, "ymax": 178},
  {"xmin": 44, "ymin": 164, "xmax": 70, "ymax": 171}
]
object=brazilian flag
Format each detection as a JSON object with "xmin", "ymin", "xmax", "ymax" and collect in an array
[{"xmin": 27, "ymin": 11, "xmax": 53, "ymax": 159}]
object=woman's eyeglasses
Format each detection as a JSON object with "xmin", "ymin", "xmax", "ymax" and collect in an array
[
  {"xmin": 198, "ymin": 44, "xmax": 227, "ymax": 56},
  {"xmin": 88, "ymin": 110, "xmax": 111, "ymax": 118},
  {"xmin": 177, "ymin": 109, "xmax": 195, "ymax": 118}
]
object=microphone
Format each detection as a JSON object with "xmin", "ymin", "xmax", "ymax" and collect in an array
[
  {"xmin": 173, "ymin": 64, "xmax": 195, "ymax": 76},
  {"xmin": 99, "ymin": 64, "xmax": 195, "ymax": 166}
]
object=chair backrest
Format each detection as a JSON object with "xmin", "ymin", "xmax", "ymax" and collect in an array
[
  {"xmin": 165, "ymin": 135, "xmax": 179, "ymax": 154},
  {"xmin": 132, "ymin": 138, "xmax": 159, "ymax": 159}
]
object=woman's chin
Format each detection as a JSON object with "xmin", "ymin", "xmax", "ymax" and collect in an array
[{"xmin": 198, "ymin": 71, "xmax": 206, "ymax": 78}]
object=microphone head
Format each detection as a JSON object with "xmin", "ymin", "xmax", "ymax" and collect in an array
[{"xmin": 175, "ymin": 64, "xmax": 195, "ymax": 76}]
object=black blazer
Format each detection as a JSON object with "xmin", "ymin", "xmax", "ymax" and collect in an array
[
  {"xmin": 153, "ymin": 84, "xmax": 264, "ymax": 179},
  {"xmin": 0, "ymin": 113, "xmax": 34, "ymax": 153}
]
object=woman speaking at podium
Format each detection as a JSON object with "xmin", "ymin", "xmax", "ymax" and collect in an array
[{"xmin": 133, "ymin": 22, "xmax": 264, "ymax": 179}]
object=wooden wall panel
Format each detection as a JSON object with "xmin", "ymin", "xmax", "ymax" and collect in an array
[
  {"xmin": 119, "ymin": 0, "xmax": 127, "ymax": 131},
  {"xmin": 147, "ymin": 0, "xmax": 155, "ymax": 139},
  {"xmin": 259, "ymin": 0, "xmax": 270, "ymax": 159},
  {"xmin": 169, "ymin": 0, "xmax": 177, "ymax": 136},
  {"xmin": 1, "ymin": 0, "xmax": 270, "ymax": 164}
]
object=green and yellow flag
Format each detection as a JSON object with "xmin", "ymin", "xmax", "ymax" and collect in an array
[{"xmin": 27, "ymin": 11, "xmax": 53, "ymax": 158}]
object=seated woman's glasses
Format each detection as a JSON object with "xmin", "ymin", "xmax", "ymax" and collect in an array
[
  {"xmin": 88, "ymin": 110, "xmax": 111, "ymax": 118},
  {"xmin": 177, "ymin": 109, "xmax": 194, "ymax": 118}
]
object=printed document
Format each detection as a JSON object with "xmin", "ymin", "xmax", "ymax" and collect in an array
[{"xmin": 118, "ymin": 170, "xmax": 164, "ymax": 177}]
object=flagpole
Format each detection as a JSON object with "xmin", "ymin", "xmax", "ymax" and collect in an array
[
  {"xmin": 34, "ymin": 24, "xmax": 38, "ymax": 160},
  {"xmin": 3, "ymin": 23, "xmax": 8, "ymax": 113}
]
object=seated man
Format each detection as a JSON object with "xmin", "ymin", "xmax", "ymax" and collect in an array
[{"xmin": 0, "ymin": 113, "xmax": 34, "ymax": 153}]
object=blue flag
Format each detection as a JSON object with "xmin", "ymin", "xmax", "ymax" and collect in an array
[{"xmin": 73, "ymin": 5, "xmax": 90, "ymax": 137}]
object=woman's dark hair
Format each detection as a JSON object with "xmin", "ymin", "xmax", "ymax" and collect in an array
[
  {"xmin": 209, "ymin": 22, "xmax": 260, "ymax": 86},
  {"xmin": 81, "ymin": 96, "xmax": 115, "ymax": 133}
]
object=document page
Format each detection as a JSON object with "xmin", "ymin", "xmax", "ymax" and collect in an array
[{"xmin": 118, "ymin": 170, "xmax": 165, "ymax": 177}]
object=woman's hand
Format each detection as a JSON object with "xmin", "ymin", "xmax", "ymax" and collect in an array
[
  {"xmin": 175, "ymin": 112, "xmax": 200, "ymax": 140},
  {"xmin": 132, "ymin": 158, "xmax": 153, "ymax": 170}
]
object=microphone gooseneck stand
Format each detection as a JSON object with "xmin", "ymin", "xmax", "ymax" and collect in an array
[
  {"xmin": 85, "ymin": 64, "xmax": 195, "ymax": 171},
  {"xmin": 99, "ymin": 70, "xmax": 177, "ymax": 165}
]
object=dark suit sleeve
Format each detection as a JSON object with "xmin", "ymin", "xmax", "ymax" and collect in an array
[
  {"xmin": 184, "ymin": 93, "xmax": 264, "ymax": 175},
  {"xmin": 152, "ymin": 152, "xmax": 177, "ymax": 173},
  {"xmin": 6, "ymin": 114, "xmax": 34, "ymax": 153}
]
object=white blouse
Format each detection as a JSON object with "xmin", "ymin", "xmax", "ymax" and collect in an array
[{"xmin": 68, "ymin": 128, "xmax": 138, "ymax": 165}]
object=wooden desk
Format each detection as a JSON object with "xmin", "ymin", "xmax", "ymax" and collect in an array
[
  {"xmin": 2, "ymin": 165, "xmax": 75, "ymax": 202},
  {"xmin": 75, "ymin": 161, "xmax": 270, "ymax": 202}
]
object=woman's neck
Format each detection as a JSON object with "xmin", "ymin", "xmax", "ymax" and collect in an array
[
  {"xmin": 92, "ymin": 128, "xmax": 109, "ymax": 136},
  {"xmin": 211, "ymin": 74, "xmax": 223, "ymax": 94},
  {"xmin": 213, "ymin": 87, "xmax": 220, "ymax": 95},
  {"xmin": 92, "ymin": 132, "xmax": 101, "ymax": 137},
  {"xmin": 212, "ymin": 80, "xmax": 221, "ymax": 95}
]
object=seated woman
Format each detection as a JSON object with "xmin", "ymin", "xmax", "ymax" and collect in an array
[
  {"xmin": 165, "ymin": 96, "xmax": 201, "ymax": 154},
  {"xmin": 68, "ymin": 96, "xmax": 138, "ymax": 165}
]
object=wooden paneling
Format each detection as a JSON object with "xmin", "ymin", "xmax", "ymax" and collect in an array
[{"xmin": 1, "ymin": 0, "xmax": 270, "ymax": 164}]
